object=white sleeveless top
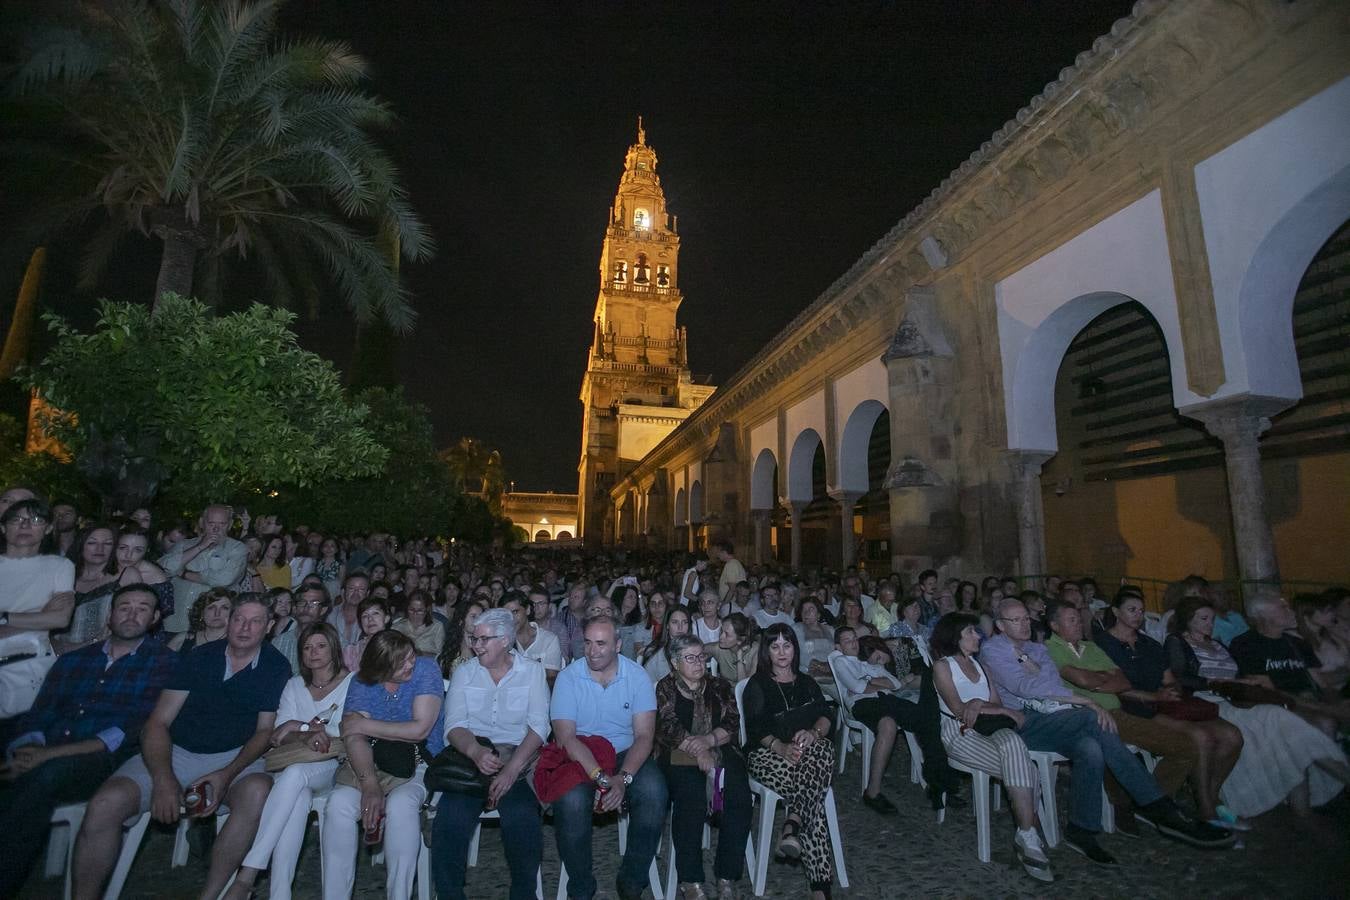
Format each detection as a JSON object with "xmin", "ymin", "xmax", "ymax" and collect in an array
[{"xmin": 937, "ymin": 656, "xmax": 991, "ymax": 716}]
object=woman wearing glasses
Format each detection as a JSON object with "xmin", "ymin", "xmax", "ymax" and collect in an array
[
  {"xmin": 0, "ymin": 498, "xmax": 75, "ymax": 731},
  {"xmin": 655, "ymin": 633, "xmax": 752, "ymax": 900},
  {"xmin": 433, "ymin": 608, "xmax": 548, "ymax": 900}
]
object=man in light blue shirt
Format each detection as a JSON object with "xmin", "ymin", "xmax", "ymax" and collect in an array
[{"xmin": 550, "ymin": 615, "xmax": 665, "ymax": 900}]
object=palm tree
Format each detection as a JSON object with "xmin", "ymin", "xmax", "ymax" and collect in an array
[
  {"xmin": 440, "ymin": 437, "xmax": 506, "ymax": 513},
  {"xmin": 8, "ymin": 0, "xmax": 433, "ymax": 330}
]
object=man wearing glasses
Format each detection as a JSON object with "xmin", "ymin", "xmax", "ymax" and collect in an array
[
  {"xmin": 274, "ymin": 583, "xmax": 331, "ymax": 673},
  {"xmin": 979, "ymin": 598, "xmax": 1233, "ymax": 865}
]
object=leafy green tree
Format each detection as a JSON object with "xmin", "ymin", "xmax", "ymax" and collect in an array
[
  {"xmin": 0, "ymin": 413, "xmax": 93, "ymax": 509},
  {"xmin": 265, "ymin": 386, "xmax": 471, "ymax": 537},
  {"xmin": 23, "ymin": 293, "xmax": 386, "ymax": 513},
  {"xmin": 8, "ymin": 0, "xmax": 432, "ymax": 329}
]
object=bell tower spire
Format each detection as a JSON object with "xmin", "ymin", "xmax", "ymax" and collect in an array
[{"xmin": 575, "ymin": 122, "xmax": 716, "ymax": 546}]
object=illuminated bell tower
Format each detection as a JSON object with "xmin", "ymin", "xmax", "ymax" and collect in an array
[{"xmin": 576, "ymin": 120, "xmax": 714, "ymax": 546}]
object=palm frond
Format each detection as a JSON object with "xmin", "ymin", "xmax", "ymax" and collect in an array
[
  {"xmin": 203, "ymin": 0, "xmax": 278, "ymax": 117},
  {"xmin": 8, "ymin": 26, "xmax": 106, "ymax": 94}
]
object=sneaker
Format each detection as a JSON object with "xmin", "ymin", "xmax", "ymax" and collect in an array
[
  {"xmin": 863, "ymin": 792, "xmax": 899, "ymax": 815},
  {"xmin": 716, "ymin": 879, "xmax": 738, "ymax": 900},
  {"xmin": 1213, "ymin": 805, "xmax": 1254, "ymax": 832},
  {"xmin": 679, "ymin": 883, "xmax": 709, "ymax": 900},
  {"xmin": 1136, "ymin": 800, "xmax": 1237, "ymax": 849},
  {"xmin": 1062, "ymin": 825, "xmax": 1118, "ymax": 866},
  {"xmin": 1014, "ymin": 830, "xmax": 1055, "ymax": 883}
]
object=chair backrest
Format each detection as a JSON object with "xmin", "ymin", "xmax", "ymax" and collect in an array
[
  {"xmin": 734, "ymin": 677, "xmax": 749, "ymax": 744},
  {"xmin": 826, "ymin": 652, "xmax": 854, "ymax": 718}
]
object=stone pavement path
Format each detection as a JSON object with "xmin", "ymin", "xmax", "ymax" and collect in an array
[{"xmin": 21, "ymin": 748, "xmax": 1350, "ymax": 899}]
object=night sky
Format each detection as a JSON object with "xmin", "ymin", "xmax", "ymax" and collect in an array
[{"xmin": 12, "ymin": 1, "xmax": 1141, "ymax": 491}]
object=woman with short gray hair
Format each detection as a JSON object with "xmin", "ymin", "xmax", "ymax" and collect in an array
[
  {"xmin": 431, "ymin": 605, "xmax": 549, "ymax": 900},
  {"xmin": 655, "ymin": 632, "xmax": 752, "ymax": 900}
]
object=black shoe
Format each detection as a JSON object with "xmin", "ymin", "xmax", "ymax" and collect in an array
[
  {"xmin": 1063, "ymin": 825, "xmax": 1118, "ymax": 866},
  {"xmin": 943, "ymin": 787, "xmax": 968, "ymax": 809},
  {"xmin": 1135, "ymin": 800, "xmax": 1236, "ymax": 849},
  {"xmin": 863, "ymin": 792, "xmax": 899, "ymax": 815},
  {"xmin": 1113, "ymin": 806, "xmax": 1142, "ymax": 839},
  {"xmin": 616, "ymin": 877, "xmax": 645, "ymax": 900}
]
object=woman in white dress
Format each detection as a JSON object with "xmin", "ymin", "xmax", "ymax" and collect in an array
[
  {"xmin": 224, "ymin": 622, "xmax": 353, "ymax": 900},
  {"xmin": 0, "ymin": 498, "xmax": 76, "ymax": 729},
  {"xmin": 1166, "ymin": 597, "xmax": 1349, "ymax": 818}
]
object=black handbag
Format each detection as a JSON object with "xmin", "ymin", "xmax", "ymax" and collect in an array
[
  {"xmin": 424, "ymin": 735, "xmax": 497, "ymax": 796},
  {"xmin": 371, "ymin": 738, "xmax": 425, "ymax": 780},
  {"xmin": 971, "ymin": 714, "xmax": 1019, "ymax": 736}
]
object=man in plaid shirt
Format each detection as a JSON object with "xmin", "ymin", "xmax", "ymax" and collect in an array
[{"xmin": 0, "ymin": 583, "xmax": 176, "ymax": 896}]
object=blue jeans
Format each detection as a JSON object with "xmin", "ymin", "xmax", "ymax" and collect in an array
[
  {"xmin": 1018, "ymin": 706, "xmax": 1163, "ymax": 832},
  {"xmin": 431, "ymin": 778, "xmax": 541, "ymax": 900},
  {"xmin": 0, "ymin": 750, "xmax": 120, "ymax": 897},
  {"xmin": 552, "ymin": 751, "xmax": 667, "ymax": 900}
]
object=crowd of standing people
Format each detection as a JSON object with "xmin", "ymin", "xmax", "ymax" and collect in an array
[{"xmin": 1, "ymin": 487, "xmax": 1347, "ymax": 900}]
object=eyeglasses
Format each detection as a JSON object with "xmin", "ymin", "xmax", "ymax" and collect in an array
[
  {"xmin": 999, "ymin": 616, "xmax": 1031, "ymax": 625},
  {"xmin": 296, "ymin": 599, "xmax": 324, "ymax": 608},
  {"xmin": 468, "ymin": 634, "xmax": 504, "ymax": 645},
  {"xmin": 6, "ymin": 516, "xmax": 47, "ymax": 527},
  {"xmin": 677, "ymin": 653, "xmax": 707, "ymax": 665}
]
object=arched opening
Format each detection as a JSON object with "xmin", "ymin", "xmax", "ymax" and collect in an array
[
  {"xmin": 1041, "ymin": 300, "xmax": 1229, "ymax": 589},
  {"xmin": 857, "ymin": 409, "xmax": 892, "ymax": 568},
  {"xmin": 534, "ymin": 530, "xmax": 551, "ymax": 542},
  {"xmin": 556, "ymin": 530, "xmax": 573, "ymax": 541},
  {"xmin": 1263, "ymin": 219, "xmax": 1350, "ymax": 583},
  {"xmin": 750, "ymin": 448, "xmax": 777, "ymax": 510},
  {"xmin": 689, "ymin": 480, "xmax": 706, "ymax": 551},
  {"xmin": 674, "ymin": 485, "xmax": 688, "ymax": 550},
  {"xmin": 798, "ymin": 442, "xmax": 841, "ymax": 569}
]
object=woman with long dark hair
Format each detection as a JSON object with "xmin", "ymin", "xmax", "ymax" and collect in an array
[
  {"xmin": 741, "ymin": 623, "xmax": 836, "ymax": 900},
  {"xmin": 57, "ymin": 523, "xmax": 119, "ymax": 653}
]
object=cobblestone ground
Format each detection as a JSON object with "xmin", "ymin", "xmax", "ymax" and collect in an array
[{"xmin": 21, "ymin": 749, "xmax": 1350, "ymax": 899}]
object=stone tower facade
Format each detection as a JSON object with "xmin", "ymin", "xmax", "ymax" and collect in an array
[{"xmin": 576, "ymin": 121, "xmax": 714, "ymax": 546}]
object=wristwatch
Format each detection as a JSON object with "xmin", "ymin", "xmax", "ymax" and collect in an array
[
  {"xmin": 0, "ymin": 612, "xmax": 8, "ymax": 627},
  {"xmin": 620, "ymin": 771, "xmax": 634, "ymax": 788}
]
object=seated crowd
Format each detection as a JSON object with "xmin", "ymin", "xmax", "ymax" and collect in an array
[{"xmin": 0, "ymin": 490, "xmax": 1348, "ymax": 900}]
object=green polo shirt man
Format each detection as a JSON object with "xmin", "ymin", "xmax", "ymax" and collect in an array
[{"xmin": 1044, "ymin": 603, "xmax": 1200, "ymax": 811}]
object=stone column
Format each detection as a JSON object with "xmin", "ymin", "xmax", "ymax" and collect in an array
[
  {"xmin": 1185, "ymin": 397, "xmax": 1290, "ymax": 599},
  {"xmin": 751, "ymin": 509, "xmax": 773, "ymax": 565},
  {"xmin": 1006, "ymin": 451, "xmax": 1055, "ymax": 587},
  {"xmin": 789, "ymin": 502, "xmax": 807, "ymax": 571},
  {"xmin": 829, "ymin": 490, "xmax": 864, "ymax": 570}
]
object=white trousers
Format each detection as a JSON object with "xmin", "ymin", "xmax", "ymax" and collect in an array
[
  {"xmin": 241, "ymin": 759, "xmax": 339, "ymax": 900},
  {"xmin": 321, "ymin": 774, "xmax": 427, "ymax": 900}
]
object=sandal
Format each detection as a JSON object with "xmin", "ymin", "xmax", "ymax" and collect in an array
[{"xmin": 776, "ymin": 818, "xmax": 802, "ymax": 860}]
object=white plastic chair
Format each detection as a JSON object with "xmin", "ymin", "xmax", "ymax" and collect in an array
[
  {"xmin": 170, "ymin": 810, "xmax": 229, "ymax": 867},
  {"xmin": 46, "ymin": 802, "xmax": 86, "ymax": 900},
  {"xmin": 660, "ymin": 769, "xmax": 749, "ymax": 900},
  {"xmin": 465, "ymin": 807, "xmax": 544, "ymax": 898},
  {"xmin": 826, "ymin": 655, "xmax": 874, "ymax": 788},
  {"xmin": 555, "ymin": 811, "xmax": 663, "ymax": 900},
  {"xmin": 101, "ymin": 811, "xmax": 154, "ymax": 900},
  {"xmin": 945, "ymin": 759, "xmax": 1008, "ymax": 863},
  {"xmin": 1028, "ymin": 750, "xmax": 1116, "ymax": 846},
  {"xmin": 734, "ymin": 678, "xmax": 848, "ymax": 896}
]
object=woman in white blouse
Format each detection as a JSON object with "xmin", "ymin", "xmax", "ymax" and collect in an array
[
  {"xmin": 225, "ymin": 623, "xmax": 353, "ymax": 900},
  {"xmin": 432, "ymin": 608, "xmax": 549, "ymax": 900},
  {"xmin": 0, "ymin": 498, "xmax": 75, "ymax": 723}
]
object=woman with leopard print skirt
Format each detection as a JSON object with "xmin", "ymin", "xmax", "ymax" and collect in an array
[{"xmin": 741, "ymin": 623, "xmax": 838, "ymax": 900}]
